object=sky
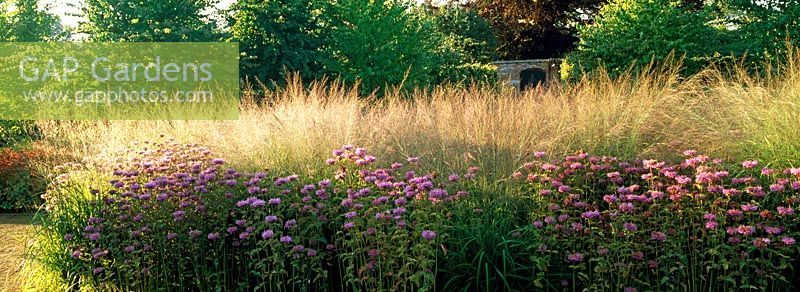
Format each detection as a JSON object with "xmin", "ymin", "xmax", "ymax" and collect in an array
[
  {"xmin": 42, "ymin": 0, "xmax": 441, "ymax": 29},
  {"xmin": 42, "ymin": 0, "xmax": 237, "ymax": 29}
]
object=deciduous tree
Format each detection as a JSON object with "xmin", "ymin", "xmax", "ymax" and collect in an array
[{"xmin": 79, "ymin": 0, "xmax": 219, "ymax": 41}]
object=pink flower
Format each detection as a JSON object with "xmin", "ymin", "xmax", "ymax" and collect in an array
[
  {"xmin": 647, "ymin": 260, "xmax": 659, "ymax": 269},
  {"xmin": 567, "ymin": 252, "xmax": 584, "ymax": 262},
  {"xmin": 581, "ymin": 210, "xmax": 601, "ymax": 219},
  {"xmin": 421, "ymin": 230, "xmax": 437, "ymax": 240},
  {"xmin": 777, "ymin": 206, "xmax": 795, "ymax": 216},
  {"xmin": 769, "ymin": 184, "xmax": 785, "ymax": 193},
  {"xmin": 705, "ymin": 221, "xmax": 718, "ymax": 229},
  {"xmin": 597, "ymin": 247, "xmax": 609, "ymax": 256},
  {"xmin": 741, "ymin": 203, "xmax": 759, "ymax": 212},
  {"xmin": 542, "ymin": 163, "xmax": 558, "ymax": 171},
  {"xmin": 741, "ymin": 160, "xmax": 758, "ymax": 169},
  {"xmin": 752, "ymin": 238, "xmax": 771, "ymax": 249},
  {"xmin": 764, "ymin": 226, "xmax": 782, "ymax": 235},
  {"xmin": 781, "ymin": 237, "xmax": 796, "ymax": 245},
  {"xmin": 571, "ymin": 222, "xmax": 584, "ymax": 231},
  {"xmin": 623, "ymin": 222, "xmax": 638, "ymax": 232},
  {"xmin": 726, "ymin": 209, "xmax": 743, "ymax": 217},
  {"xmin": 651, "ymin": 231, "xmax": 667, "ymax": 241},
  {"xmin": 675, "ymin": 176, "xmax": 692, "ymax": 184},
  {"xmin": 260, "ymin": 230, "xmax": 274, "ymax": 239},
  {"xmin": 736, "ymin": 225, "xmax": 755, "ymax": 236}
]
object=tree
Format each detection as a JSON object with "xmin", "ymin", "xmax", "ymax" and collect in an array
[
  {"xmin": 79, "ymin": 0, "xmax": 219, "ymax": 41},
  {"xmin": 321, "ymin": 0, "xmax": 440, "ymax": 94},
  {"xmin": 425, "ymin": 4, "xmax": 499, "ymax": 84},
  {"xmin": 466, "ymin": 0, "xmax": 608, "ymax": 59},
  {"xmin": 427, "ymin": 4, "xmax": 497, "ymax": 63},
  {"xmin": 722, "ymin": 0, "xmax": 800, "ymax": 60},
  {"xmin": 1, "ymin": 0, "xmax": 64, "ymax": 41},
  {"xmin": 228, "ymin": 0, "xmax": 325, "ymax": 84},
  {"xmin": 565, "ymin": 0, "xmax": 724, "ymax": 78}
]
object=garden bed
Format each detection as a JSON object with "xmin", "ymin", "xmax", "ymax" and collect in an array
[{"xmin": 22, "ymin": 140, "xmax": 800, "ymax": 291}]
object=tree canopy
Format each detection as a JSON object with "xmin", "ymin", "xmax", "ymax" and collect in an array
[
  {"xmin": 79, "ymin": 0, "xmax": 219, "ymax": 41},
  {"xmin": 0, "ymin": 0, "xmax": 63, "ymax": 41},
  {"xmin": 466, "ymin": 0, "xmax": 609, "ymax": 59}
]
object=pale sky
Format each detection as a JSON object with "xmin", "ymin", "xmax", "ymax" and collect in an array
[
  {"xmin": 42, "ymin": 0, "xmax": 237, "ymax": 29},
  {"xmin": 42, "ymin": 0, "xmax": 442, "ymax": 29}
]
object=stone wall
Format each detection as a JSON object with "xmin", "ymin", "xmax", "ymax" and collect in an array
[{"xmin": 493, "ymin": 59, "xmax": 562, "ymax": 90}]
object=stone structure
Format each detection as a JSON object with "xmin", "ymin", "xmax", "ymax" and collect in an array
[{"xmin": 493, "ymin": 59, "xmax": 562, "ymax": 90}]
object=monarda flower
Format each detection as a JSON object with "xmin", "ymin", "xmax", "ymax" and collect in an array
[
  {"xmin": 736, "ymin": 225, "xmax": 755, "ymax": 236},
  {"xmin": 741, "ymin": 160, "xmax": 758, "ymax": 169},
  {"xmin": 764, "ymin": 226, "xmax": 782, "ymax": 235},
  {"xmin": 777, "ymin": 206, "xmax": 795, "ymax": 216},
  {"xmin": 567, "ymin": 252, "xmax": 584, "ymax": 262},
  {"xmin": 650, "ymin": 231, "xmax": 667, "ymax": 241},
  {"xmin": 623, "ymin": 223, "xmax": 638, "ymax": 232},
  {"xmin": 421, "ymin": 230, "xmax": 437, "ymax": 240},
  {"xmin": 752, "ymin": 238, "xmax": 771, "ymax": 249}
]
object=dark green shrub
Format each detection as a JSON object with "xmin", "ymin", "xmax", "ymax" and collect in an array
[
  {"xmin": 428, "ymin": 5, "xmax": 497, "ymax": 64},
  {"xmin": 228, "ymin": 0, "xmax": 326, "ymax": 85},
  {"xmin": 79, "ymin": 0, "xmax": 219, "ymax": 41},
  {"xmin": 428, "ymin": 5, "xmax": 499, "ymax": 85},
  {"xmin": 722, "ymin": 0, "xmax": 800, "ymax": 65},
  {"xmin": 564, "ymin": 0, "xmax": 726, "ymax": 79},
  {"xmin": 321, "ymin": 0, "xmax": 440, "ymax": 95},
  {"xmin": 0, "ymin": 120, "xmax": 38, "ymax": 147}
]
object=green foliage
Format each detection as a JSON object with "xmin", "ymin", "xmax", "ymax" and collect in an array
[
  {"xmin": 564, "ymin": 0, "xmax": 725, "ymax": 79},
  {"xmin": 439, "ymin": 190, "xmax": 538, "ymax": 291},
  {"xmin": 428, "ymin": 5, "xmax": 497, "ymax": 64},
  {"xmin": 321, "ymin": 0, "xmax": 440, "ymax": 95},
  {"xmin": 79, "ymin": 0, "xmax": 219, "ymax": 41},
  {"xmin": 0, "ymin": 120, "xmax": 37, "ymax": 147},
  {"xmin": 427, "ymin": 5, "xmax": 499, "ymax": 85},
  {"xmin": 723, "ymin": 0, "xmax": 800, "ymax": 62},
  {"xmin": 434, "ymin": 63, "xmax": 498, "ymax": 86},
  {"xmin": 0, "ymin": 0, "xmax": 64, "ymax": 41},
  {"xmin": 228, "ymin": 0, "xmax": 326, "ymax": 85}
]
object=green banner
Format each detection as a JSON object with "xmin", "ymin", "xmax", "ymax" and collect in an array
[{"xmin": 0, "ymin": 42, "xmax": 239, "ymax": 120}]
